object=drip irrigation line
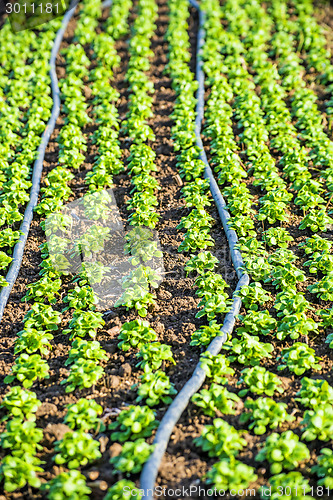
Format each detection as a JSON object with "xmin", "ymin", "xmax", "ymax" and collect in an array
[
  {"xmin": 140, "ymin": 1, "xmax": 249, "ymax": 496},
  {"xmin": 0, "ymin": 0, "xmax": 112, "ymax": 323}
]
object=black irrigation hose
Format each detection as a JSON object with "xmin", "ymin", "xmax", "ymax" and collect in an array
[
  {"xmin": 140, "ymin": 1, "xmax": 250, "ymax": 496},
  {"xmin": 0, "ymin": 0, "xmax": 112, "ymax": 323}
]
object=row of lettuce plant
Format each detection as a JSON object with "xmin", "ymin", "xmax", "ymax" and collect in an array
[
  {"xmin": 184, "ymin": 0, "xmax": 333, "ymax": 496},
  {"xmin": 0, "ymin": 20, "xmax": 63, "ymax": 286},
  {"xmin": 163, "ymin": 0, "xmax": 264, "ymax": 494},
  {"xmin": 0, "ymin": 0, "xmax": 127, "ymax": 496},
  {"xmin": 102, "ymin": 1, "xmax": 178, "ymax": 496}
]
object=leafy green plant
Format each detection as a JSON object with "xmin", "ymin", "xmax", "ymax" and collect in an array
[
  {"xmin": 240, "ymin": 397, "xmax": 294, "ymax": 435},
  {"xmin": 238, "ymin": 366, "xmax": 283, "ymax": 397},
  {"xmin": 135, "ymin": 370, "xmax": 177, "ymax": 407},
  {"xmin": 261, "ymin": 472, "xmax": 312, "ymax": 500},
  {"xmin": 266, "ymin": 263, "xmax": 306, "ymax": 290},
  {"xmin": 299, "ymin": 208, "xmax": 333, "ymax": 232},
  {"xmin": 194, "ymin": 418, "xmax": 246, "ymax": 458},
  {"xmin": 118, "ymin": 320, "xmax": 157, "ymax": 351},
  {"xmin": 256, "ymin": 430, "xmax": 309, "ymax": 474},
  {"xmin": 190, "ymin": 320, "xmax": 223, "ymax": 346},
  {"xmin": 277, "ymin": 343, "xmax": 322, "ymax": 375},
  {"xmin": 205, "ymin": 457, "xmax": 257, "ymax": 491},
  {"xmin": 307, "ymin": 273, "xmax": 333, "ymax": 301},
  {"xmin": 109, "ymin": 405, "xmax": 158, "ymax": 442},
  {"xmin": 319, "ymin": 307, "xmax": 333, "ymax": 327},
  {"xmin": 63, "ymin": 285, "xmax": 97, "ymax": 312},
  {"xmin": 184, "ymin": 251, "xmax": 219, "ymax": 275},
  {"xmin": 14, "ymin": 328, "xmax": 53, "ymax": 356},
  {"xmin": 237, "ymin": 310, "xmax": 276, "ymax": 336},
  {"xmin": 262, "ymin": 227, "xmax": 293, "ymax": 248},
  {"xmin": 235, "ymin": 282, "xmax": 271, "ymax": 310},
  {"xmin": 299, "ymin": 234, "xmax": 332, "ymax": 255},
  {"xmin": 136, "ymin": 342, "xmax": 175, "ymax": 371},
  {"xmin": 223, "ymin": 332, "xmax": 274, "ymax": 366},
  {"xmin": 302, "ymin": 404, "xmax": 333, "ymax": 441},
  {"xmin": 24, "ymin": 303, "xmax": 61, "ymax": 331},
  {"xmin": 61, "ymin": 359, "xmax": 104, "ymax": 392},
  {"xmin": 65, "ymin": 398, "xmax": 104, "ymax": 432},
  {"xmin": 110, "ymin": 439, "xmax": 154, "ymax": 475},
  {"xmin": 0, "ymin": 414, "xmax": 43, "ymax": 452},
  {"xmin": 192, "ymin": 384, "xmax": 239, "ymax": 416},
  {"xmin": 312, "ymin": 448, "xmax": 333, "ymax": 488},
  {"xmin": 65, "ymin": 310, "xmax": 105, "ymax": 340},
  {"xmin": 0, "ymin": 453, "xmax": 43, "ymax": 493},
  {"xmin": 0, "ymin": 386, "xmax": 41, "ymax": 421},
  {"xmin": 199, "ymin": 351, "xmax": 234, "ymax": 383},
  {"xmin": 65, "ymin": 339, "xmax": 107, "ymax": 366},
  {"xmin": 54, "ymin": 431, "xmax": 101, "ymax": 468},
  {"xmin": 22, "ymin": 276, "xmax": 62, "ymax": 304},
  {"xmin": 4, "ymin": 354, "xmax": 49, "ymax": 388},
  {"xmin": 276, "ymin": 313, "xmax": 319, "ymax": 341},
  {"xmin": 295, "ymin": 377, "xmax": 333, "ymax": 409},
  {"xmin": 104, "ymin": 480, "xmax": 142, "ymax": 500},
  {"xmin": 43, "ymin": 471, "xmax": 91, "ymax": 500}
]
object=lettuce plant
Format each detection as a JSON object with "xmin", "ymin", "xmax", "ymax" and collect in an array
[
  {"xmin": 4, "ymin": 354, "xmax": 49, "ymax": 388},
  {"xmin": 135, "ymin": 370, "xmax": 177, "ymax": 407},
  {"xmin": 43, "ymin": 471, "xmax": 91, "ymax": 500},
  {"xmin": 223, "ymin": 332, "xmax": 273, "ymax": 366},
  {"xmin": 104, "ymin": 480, "xmax": 142, "ymax": 500},
  {"xmin": 109, "ymin": 405, "xmax": 157, "ymax": 442},
  {"xmin": 295, "ymin": 377, "xmax": 333, "ymax": 409},
  {"xmin": 136, "ymin": 342, "xmax": 175, "ymax": 372},
  {"xmin": 302, "ymin": 404, "xmax": 333, "ymax": 441},
  {"xmin": 0, "ymin": 386, "xmax": 41, "ymax": 421},
  {"xmin": 110, "ymin": 439, "xmax": 154, "ymax": 475},
  {"xmin": 206, "ymin": 457, "xmax": 257, "ymax": 491},
  {"xmin": 256, "ymin": 430, "xmax": 309, "ymax": 474},
  {"xmin": 54, "ymin": 431, "xmax": 101, "ymax": 468},
  {"xmin": 118, "ymin": 319, "xmax": 157, "ymax": 351},
  {"xmin": 238, "ymin": 366, "xmax": 283, "ymax": 397},
  {"xmin": 312, "ymin": 448, "xmax": 333, "ymax": 488},
  {"xmin": 194, "ymin": 418, "xmax": 246, "ymax": 458},
  {"xmin": 192, "ymin": 384, "xmax": 240, "ymax": 416},
  {"xmin": 190, "ymin": 320, "xmax": 223, "ymax": 347},
  {"xmin": 277, "ymin": 342, "xmax": 322, "ymax": 375},
  {"xmin": 240, "ymin": 397, "xmax": 295, "ymax": 435},
  {"xmin": 261, "ymin": 472, "xmax": 312, "ymax": 500},
  {"xmin": 65, "ymin": 399, "xmax": 104, "ymax": 432}
]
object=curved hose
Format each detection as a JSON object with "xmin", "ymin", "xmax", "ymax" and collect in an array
[
  {"xmin": 140, "ymin": 1, "xmax": 249, "ymax": 496},
  {"xmin": 0, "ymin": 0, "xmax": 112, "ymax": 322}
]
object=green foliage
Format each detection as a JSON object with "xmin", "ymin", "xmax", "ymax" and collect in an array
[
  {"xmin": 277, "ymin": 343, "xmax": 322, "ymax": 376},
  {"xmin": 206, "ymin": 457, "xmax": 257, "ymax": 491},
  {"xmin": 0, "ymin": 386, "xmax": 41, "ymax": 421},
  {"xmin": 118, "ymin": 319, "xmax": 157, "ymax": 351},
  {"xmin": 256, "ymin": 430, "xmax": 309, "ymax": 474},
  {"xmin": 109, "ymin": 405, "xmax": 158, "ymax": 442},
  {"xmin": 240, "ymin": 397, "xmax": 294, "ymax": 435},
  {"xmin": 261, "ymin": 472, "xmax": 312, "ymax": 500},
  {"xmin": 312, "ymin": 448, "xmax": 333, "ymax": 488},
  {"xmin": 237, "ymin": 310, "xmax": 276, "ymax": 336},
  {"xmin": 63, "ymin": 285, "xmax": 97, "ymax": 312},
  {"xmin": 43, "ymin": 471, "xmax": 91, "ymax": 500},
  {"xmin": 64, "ymin": 398, "xmax": 104, "ymax": 432},
  {"xmin": 0, "ymin": 453, "xmax": 43, "ymax": 493},
  {"xmin": 61, "ymin": 359, "xmax": 104, "ymax": 392},
  {"xmin": 0, "ymin": 419, "xmax": 43, "ymax": 456},
  {"xmin": 136, "ymin": 342, "xmax": 175, "ymax": 371},
  {"xmin": 192, "ymin": 384, "xmax": 239, "ymax": 416},
  {"xmin": 184, "ymin": 251, "xmax": 219, "ymax": 275},
  {"xmin": 135, "ymin": 370, "xmax": 177, "ymax": 407},
  {"xmin": 238, "ymin": 366, "xmax": 283, "ymax": 397},
  {"xmin": 110, "ymin": 439, "xmax": 154, "ymax": 475},
  {"xmin": 262, "ymin": 227, "xmax": 293, "ymax": 248},
  {"xmin": 65, "ymin": 339, "xmax": 107, "ymax": 366},
  {"xmin": 319, "ymin": 307, "xmax": 333, "ymax": 328},
  {"xmin": 299, "ymin": 234, "xmax": 332, "ymax": 255},
  {"xmin": 299, "ymin": 208, "xmax": 333, "ymax": 232},
  {"xmin": 14, "ymin": 328, "xmax": 53, "ymax": 356},
  {"xmin": 24, "ymin": 303, "xmax": 61, "ymax": 331},
  {"xmin": 104, "ymin": 480, "xmax": 142, "ymax": 500},
  {"xmin": 295, "ymin": 377, "xmax": 333, "ymax": 409},
  {"xmin": 276, "ymin": 313, "xmax": 319, "ymax": 341},
  {"xmin": 199, "ymin": 351, "xmax": 234, "ymax": 384},
  {"xmin": 190, "ymin": 320, "xmax": 223, "ymax": 347},
  {"xmin": 302, "ymin": 404, "xmax": 333, "ymax": 441},
  {"xmin": 266, "ymin": 263, "xmax": 306, "ymax": 290},
  {"xmin": 235, "ymin": 282, "xmax": 271, "ymax": 311},
  {"xmin": 65, "ymin": 310, "xmax": 105, "ymax": 340},
  {"xmin": 307, "ymin": 273, "xmax": 333, "ymax": 301},
  {"xmin": 194, "ymin": 418, "xmax": 246, "ymax": 458},
  {"xmin": 223, "ymin": 332, "xmax": 274, "ymax": 366},
  {"xmin": 22, "ymin": 276, "xmax": 62, "ymax": 304},
  {"xmin": 4, "ymin": 354, "xmax": 49, "ymax": 388},
  {"xmin": 54, "ymin": 431, "xmax": 101, "ymax": 469}
]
